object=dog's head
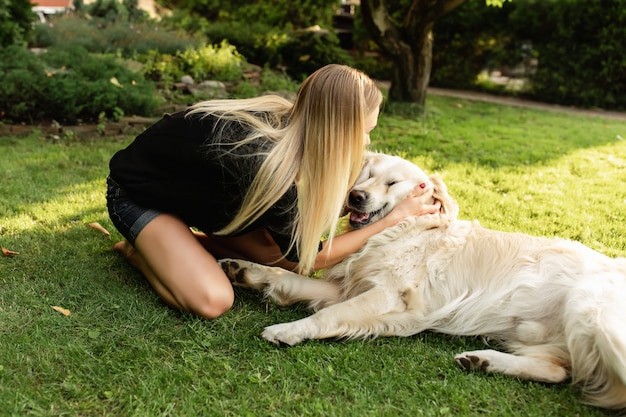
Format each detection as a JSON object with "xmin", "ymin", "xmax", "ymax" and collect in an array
[{"xmin": 345, "ymin": 152, "xmax": 459, "ymax": 229}]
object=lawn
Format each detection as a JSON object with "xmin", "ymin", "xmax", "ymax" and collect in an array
[{"xmin": 1, "ymin": 94, "xmax": 625, "ymax": 416}]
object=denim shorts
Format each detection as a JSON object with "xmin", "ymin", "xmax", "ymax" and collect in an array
[{"xmin": 106, "ymin": 176, "xmax": 162, "ymax": 245}]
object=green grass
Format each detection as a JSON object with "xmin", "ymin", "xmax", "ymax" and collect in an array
[{"xmin": 1, "ymin": 95, "xmax": 625, "ymax": 416}]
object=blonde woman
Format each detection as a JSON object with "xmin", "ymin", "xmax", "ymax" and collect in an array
[{"xmin": 107, "ymin": 64, "xmax": 439, "ymax": 319}]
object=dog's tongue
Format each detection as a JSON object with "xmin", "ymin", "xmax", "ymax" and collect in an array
[{"xmin": 350, "ymin": 211, "xmax": 370, "ymax": 223}]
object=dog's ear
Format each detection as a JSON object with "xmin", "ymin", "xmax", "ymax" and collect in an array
[{"xmin": 430, "ymin": 175, "xmax": 459, "ymax": 221}]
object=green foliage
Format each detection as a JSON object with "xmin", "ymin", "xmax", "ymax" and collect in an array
[
  {"xmin": 33, "ymin": 15, "xmax": 203, "ymax": 56},
  {"xmin": 0, "ymin": 0, "xmax": 36, "ymax": 47},
  {"xmin": 225, "ymin": 66, "xmax": 300, "ymax": 99},
  {"xmin": 0, "ymin": 45, "xmax": 158, "ymax": 123},
  {"xmin": 162, "ymin": 0, "xmax": 351, "ymax": 79},
  {"xmin": 141, "ymin": 40, "xmax": 245, "ymax": 85},
  {"xmin": 260, "ymin": 66, "xmax": 299, "ymax": 93},
  {"xmin": 169, "ymin": 0, "xmax": 340, "ymax": 29},
  {"xmin": 175, "ymin": 16, "xmax": 353, "ymax": 80},
  {"xmin": 177, "ymin": 40, "xmax": 244, "ymax": 82},
  {"xmin": 432, "ymin": 0, "xmax": 626, "ymax": 110},
  {"xmin": 84, "ymin": 0, "xmax": 149, "ymax": 24},
  {"xmin": 202, "ymin": 20, "xmax": 288, "ymax": 68},
  {"xmin": 431, "ymin": 1, "xmax": 516, "ymax": 90},
  {"xmin": 275, "ymin": 28, "xmax": 354, "ymax": 81},
  {"xmin": 509, "ymin": 0, "xmax": 626, "ymax": 110}
]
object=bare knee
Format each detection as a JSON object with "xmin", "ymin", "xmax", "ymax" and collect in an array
[{"xmin": 186, "ymin": 281, "xmax": 235, "ymax": 319}]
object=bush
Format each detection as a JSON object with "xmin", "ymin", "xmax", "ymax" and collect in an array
[
  {"xmin": 203, "ymin": 21, "xmax": 288, "ymax": 68},
  {"xmin": 276, "ymin": 28, "xmax": 354, "ymax": 81},
  {"xmin": 0, "ymin": 45, "xmax": 159, "ymax": 123},
  {"xmin": 177, "ymin": 40, "xmax": 244, "ymax": 82},
  {"xmin": 167, "ymin": 0, "xmax": 338, "ymax": 30},
  {"xmin": 0, "ymin": 0, "xmax": 36, "ymax": 47},
  {"xmin": 32, "ymin": 15, "xmax": 203, "ymax": 57},
  {"xmin": 509, "ymin": 0, "xmax": 626, "ymax": 110},
  {"xmin": 165, "ymin": 2, "xmax": 352, "ymax": 80},
  {"xmin": 85, "ymin": 0, "xmax": 149, "ymax": 24},
  {"xmin": 432, "ymin": 0, "xmax": 626, "ymax": 110},
  {"xmin": 431, "ymin": 1, "xmax": 516, "ymax": 90},
  {"xmin": 141, "ymin": 40, "xmax": 245, "ymax": 86}
]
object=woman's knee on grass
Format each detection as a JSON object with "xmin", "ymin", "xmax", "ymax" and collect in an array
[
  {"xmin": 185, "ymin": 276, "xmax": 235, "ymax": 319},
  {"xmin": 144, "ymin": 264, "xmax": 235, "ymax": 320},
  {"xmin": 130, "ymin": 215, "xmax": 237, "ymax": 319}
]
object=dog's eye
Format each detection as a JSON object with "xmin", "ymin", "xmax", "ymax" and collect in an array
[{"xmin": 386, "ymin": 181, "xmax": 398, "ymax": 187}]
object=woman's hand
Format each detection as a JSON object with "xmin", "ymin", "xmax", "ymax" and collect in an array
[
  {"xmin": 315, "ymin": 183, "xmax": 440, "ymax": 270},
  {"xmin": 385, "ymin": 183, "xmax": 441, "ymax": 226}
]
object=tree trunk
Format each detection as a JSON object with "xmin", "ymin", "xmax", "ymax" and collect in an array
[
  {"xmin": 360, "ymin": 0, "xmax": 465, "ymax": 109},
  {"xmin": 388, "ymin": 27, "xmax": 433, "ymax": 107}
]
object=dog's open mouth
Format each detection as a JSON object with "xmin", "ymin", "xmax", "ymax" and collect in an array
[{"xmin": 347, "ymin": 207, "xmax": 384, "ymax": 228}]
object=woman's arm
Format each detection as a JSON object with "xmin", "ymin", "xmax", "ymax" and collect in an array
[{"xmin": 313, "ymin": 186, "xmax": 440, "ymax": 270}]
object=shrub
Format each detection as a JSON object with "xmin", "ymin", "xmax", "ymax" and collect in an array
[
  {"xmin": 165, "ymin": 2, "xmax": 351, "ymax": 79},
  {"xmin": 203, "ymin": 21, "xmax": 288, "ymax": 68},
  {"xmin": 431, "ymin": 0, "xmax": 626, "ymax": 110},
  {"xmin": 0, "ymin": 0, "xmax": 36, "ymax": 47},
  {"xmin": 0, "ymin": 45, "xmax": 159, "ymax": 123},
  {"xmin": 509, "ymin": 0, "xmax": 626, "ymax": 110},
  {"xmin": 260, "ymin": 66, "xmax": 299, "ymax": 93},
  {"xmin": 168, "ymin": 0, "xmax": 338, "ymax": 30},
  {"xmin": 276, "ymin": 28, "xmax": 354, "ymax": 81},
  {"xmin": 431, "ymin": 1, "xmax": 516, "ymax": 91},
  {"xmin": 32, "ymin": 15, "xmax": 203, "ymax": 57},
  {"xmin": 177, "ymin": 41, "xmax": 244, "ymax": 82},
  {"xmin": 141, "ymin": 40, "xmax": 245, "ymax": 86}
]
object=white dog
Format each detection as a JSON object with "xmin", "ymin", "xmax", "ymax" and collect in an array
[{"xmin": 220, "ymin": 152, "xmax": 626, "ymax": 411}]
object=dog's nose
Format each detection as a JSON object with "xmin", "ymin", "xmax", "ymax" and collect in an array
[{"xmin": 349, "ymin": 190, "xmax": 368, "ymax": 206}]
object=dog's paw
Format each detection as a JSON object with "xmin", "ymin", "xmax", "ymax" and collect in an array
[
  {"xmin": 218, "ymin": 258, "xmax": 248, "ymax": 286},
  {"xmin": 261, "ymin": 323, "xmax": 306, "ymax": 347},
  {"xmin": 218, "ymin": 258, "xmax": 271, "ymax": 289},
  {"xmin": 455, "ymin": 352, "xmax": 491, "ymax": 372}
]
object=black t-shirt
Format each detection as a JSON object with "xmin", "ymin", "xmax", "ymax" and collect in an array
[{"xmin": 109, "ymin": 110, "xmax": 303, "ymax": 261}]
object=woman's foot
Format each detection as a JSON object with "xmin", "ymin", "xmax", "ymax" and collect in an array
[{"xmin": 113, "ymin": 240, "xmax": 138, "ymax": 267}]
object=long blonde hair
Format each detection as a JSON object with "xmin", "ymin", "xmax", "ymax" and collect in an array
[{"xmin": 188, "ymin": 64, "xmax": 382, "ymax": 273}]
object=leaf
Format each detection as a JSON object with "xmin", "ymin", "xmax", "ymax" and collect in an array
[
  {"xmin": 51, "ymin": 305, "xmax": 71, "ymax": 316},
  {"xmin": 88, "ymin": 222, "xmax": 111, "ymax": 238},
  {"xmin": 2, "ymin": 247, "xmax": 19, "ymax": 257}
]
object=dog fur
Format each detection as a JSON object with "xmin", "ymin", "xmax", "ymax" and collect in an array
[{"xmin": 219, "ymin": 152, "xmax": 626, "ymax": 411}]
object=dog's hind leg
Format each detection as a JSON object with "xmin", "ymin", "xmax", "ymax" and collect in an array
[
  {"xmin": 455, "ymin": 350, "xmax": 568, "ymax": 383},
  {"xmin": 219, "ymin": 258, "xmax": 341, "ymax": 307}
]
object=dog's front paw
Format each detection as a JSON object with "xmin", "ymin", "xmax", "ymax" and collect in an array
[
  {"xmin": 218, "ymin": 258, "xmax": 271, "ymax": 289},
  {"xmin": 261, "ymin": 323, "xmax": 306, "ymax": 347},
  {"xmin": 218, "ymin": 258, "xmax": 248, "ymax": 286},
  {"xmin": 454, "ymin": 352, "xmax": 491, "ymax": 372}
]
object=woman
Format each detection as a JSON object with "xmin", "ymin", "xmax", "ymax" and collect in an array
[{"xmin": 107, "ymin": 64, "xmax": 439, "ymax": 319}]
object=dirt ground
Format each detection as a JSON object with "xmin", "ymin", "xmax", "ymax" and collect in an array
[{"xmin": 2, "ymin": 88, "xmax": 624, "ymax": 140}]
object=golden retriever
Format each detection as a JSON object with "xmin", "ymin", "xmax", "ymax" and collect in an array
[{"xmin": 220, "ymin": 152, "xmax": 626, "ymax": 411}]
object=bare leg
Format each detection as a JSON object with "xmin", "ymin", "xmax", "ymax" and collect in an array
[
  {"xmin": 113, "ymin": 216, "xmax": 296, "ymax": 319},
  {"xmin": 114, "ymin": 214, "xmax": 234, "ymax": 318}
]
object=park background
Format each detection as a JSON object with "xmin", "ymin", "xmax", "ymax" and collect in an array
[{"xmin": 1, "ymin": 1, "xmax": 626, "ymax": 415}]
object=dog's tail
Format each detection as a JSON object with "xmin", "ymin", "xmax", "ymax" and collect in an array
[{"xmin": 566, "ymin": 261, "xmax": 626, "ymax": 410}]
